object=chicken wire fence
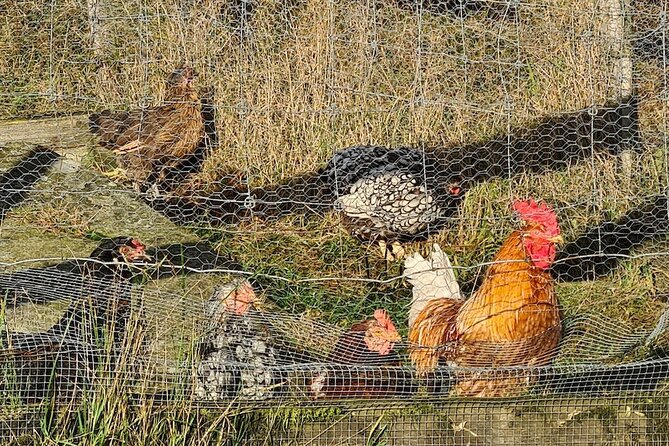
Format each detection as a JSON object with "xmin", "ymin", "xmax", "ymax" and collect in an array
[
  {"xmin": 1, "ymin": 0, "xmax": 669, "ymax": 444},
  {"xmin": 2, "ymin": 268, "xmax": 669, "ymax": 445}
]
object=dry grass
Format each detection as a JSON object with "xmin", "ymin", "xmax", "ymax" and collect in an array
[
  {"xmin": 1, "ymin": 0, "xmax": 616, "ymax": 179},
  {"xmin": 0, "ymin": 0, "xmax": 666, "ymax": 361},
  {"xmin": 2, "ymin": 0, "xmax": 669, "ymax": 443}
]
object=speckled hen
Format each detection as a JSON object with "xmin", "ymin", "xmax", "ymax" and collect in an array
[
  {"xmin": 195, "ymin": 279, "xmax": 280, "ymax": 401},
  {"xmin": 321, "ymin": 145, "xmax": 464, "ymax": 258}
]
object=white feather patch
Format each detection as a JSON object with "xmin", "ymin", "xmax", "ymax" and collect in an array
[{"xmin": 404, "ymin": 243, "xmax": 463, "ymax": 328}]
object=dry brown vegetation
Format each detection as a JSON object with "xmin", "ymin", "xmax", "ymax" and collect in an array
[
  {"xmin": 1, "ymin": 0, "xmax": 669, "ymax": 443},
  {"xmin": 0, "ymin": 0, "xmax": 617, "ymax": 175},
  {"xmin": 1, "ymin": 0, "xmax": 667, "ymax": 352},
  {"xmin": 1, "ymin": 0, "xmax": 667, "ymax": 337}
]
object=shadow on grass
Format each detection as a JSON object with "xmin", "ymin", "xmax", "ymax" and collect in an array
[
  {"xmin": 0, "ymin": 146, "xmax": 60, "ymax": 222},
  {"xmin": 148, "ymin": 97, "xmax": 642, "ymax": 230},
  {"xmin": 551, "ymin": 190, "xmax": 669, "ymax": 283}
]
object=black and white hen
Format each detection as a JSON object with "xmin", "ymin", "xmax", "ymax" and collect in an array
[
  {"xmin": 321, "ymin": 145, "xmax": 463, "ymax": 257},
  {"xmin": 157, "ymin": 145, "xmax": 464, "ymax": 258},
  {"xmin": 195, "ymin": 279, "xmax": 281, "ymax": 401}
]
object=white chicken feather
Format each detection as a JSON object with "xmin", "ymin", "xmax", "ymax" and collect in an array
[{"xmin": 404, "ymin": 243, "xmax": 463, "ymax": 328}]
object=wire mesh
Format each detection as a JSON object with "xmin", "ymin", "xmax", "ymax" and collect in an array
[{"xmin": 1, "ymin": 0, "xmax": 669, "ymax": 444}]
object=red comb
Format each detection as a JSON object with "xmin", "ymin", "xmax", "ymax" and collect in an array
[
  {"xmin": 373, "ymin": 309, "xmax": 397, "ymax": 332},
  {"xmin": 130, "ymin": 239, "xmax": 146, "ymax": 249},
  {"xmin": 512, "ymin": 199, "xmax": 560, "ymax": 236}
]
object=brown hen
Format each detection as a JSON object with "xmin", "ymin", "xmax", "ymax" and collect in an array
[
  {"xmin": 407, "ymin": 199, "xmax": 563, "ymax": 397},
  {"xmin": 89, "ymin": 66, "xmax": 204, "ymax": 191},
  {"xmin": 310, "ymin": 309, "xmax": 414, "ymax": 399}
]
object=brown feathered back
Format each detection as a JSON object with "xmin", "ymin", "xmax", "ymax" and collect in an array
[
  {"xmin": 310, "ymin": 314, "xmax": 406, "ymax": 400},
  {"xmin": 455, "ymin": 231, "xmax": 561, "ymax": 360},
  {"xmin": 89, "ymin": 66, "xmax": 204, "ymax": 189},
  {"xmin": 328, "ymin": 318, "xmax": 401, "ymax": 365}
]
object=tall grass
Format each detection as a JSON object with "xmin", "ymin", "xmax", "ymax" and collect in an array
[
  {"xmin": 2, "ymin": 0, "xmax": 618, "ymax": 180},
  {"xmin": 1, "ymin": 0, "xmax": 669, "ymax": 443}
]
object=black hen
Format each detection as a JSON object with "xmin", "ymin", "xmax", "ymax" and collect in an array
[
  {"xmin": 0, "ymin": 238, "xmax": 147, "ymax": 403},
  {"xmin": 0, "ymin": 271, "xmax": 137, "ymax": 404},
  {"xmin": 1, "ymin": 236, "xmax": 148, "ymax": 307},
  {"xmin": 60, "ymin": 236, "xmax": 148, "ymax": 279}
]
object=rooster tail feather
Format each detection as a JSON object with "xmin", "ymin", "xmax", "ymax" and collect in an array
[
  {"xmin": 408, "ymin": 297, "xmax": 462, "ymax": 376},
  {"xmin": 405, "ymin": 243, "xmax": 462, "ymax": 328}
]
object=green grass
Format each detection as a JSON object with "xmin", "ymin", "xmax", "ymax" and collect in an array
[
  {"xmin": 2, "ymin": 141, "xmax": 669, "ymax": 443},
  {"xmin": 2, "ymin": 0, "xmax": 669, "ymax": 443}
]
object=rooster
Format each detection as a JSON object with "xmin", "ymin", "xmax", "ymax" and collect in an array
[
  {"xmin": 406, "ymin": 199, "xmax": 563, "ymax": 397},
  {"xmin": 89, "ymin": 66, "xmax": 204, "ymax": 191},
  {"xmin": 309, "ymin": 309, "xmax": 412, "ymax": 399}
]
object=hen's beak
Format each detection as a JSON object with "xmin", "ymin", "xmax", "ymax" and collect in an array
[
  {"xmin": 129, "ymin": 249, "xmax": 152, "ymax": 262},
  {"xmin": 119, "ymin": 245, "xmax": 152, "ymax": 263},
  {"xmin": 548, "ymin": 234, "xmax": 564, "ymax": 244}
]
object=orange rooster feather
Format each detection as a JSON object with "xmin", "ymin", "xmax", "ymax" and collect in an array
[{"xmin": 407, "ymin": 198, "xmax": 563, "ymax": 397}]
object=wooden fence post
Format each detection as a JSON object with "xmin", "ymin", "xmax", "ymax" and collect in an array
[
  {"xmin": 602, "ymin": 0, "xmax": 635, "ymax": 184},
  {"xmin": 88, "ymin": 0, "xmax": 106, "ymax": 59}
]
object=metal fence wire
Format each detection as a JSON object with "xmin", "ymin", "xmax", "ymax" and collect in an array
[{"xmin": 1, "ymin": 0, "xmax": 669, "ymax": 444}]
